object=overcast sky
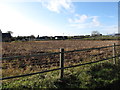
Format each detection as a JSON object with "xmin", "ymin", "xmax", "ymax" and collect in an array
[{"xmin": 0, "ymin": 0, "xmax": 119, "ymax": 36}]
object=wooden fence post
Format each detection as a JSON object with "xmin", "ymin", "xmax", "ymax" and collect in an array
[
  {"xmin": 60, "ymin": 48, "xmax": 64, "ymax": 79},
  {"xmin": 113, "ymin": 43, "xmax": 116, "ymax": 64}
]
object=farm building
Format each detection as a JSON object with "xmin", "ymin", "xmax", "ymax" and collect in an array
[
  {"xmin": 2, "ymin": 33, "xmax": 12, "ymax": 42},
  {"xmin": 0, "ymin": 30, "xmax": 1, "ymax": 42}
]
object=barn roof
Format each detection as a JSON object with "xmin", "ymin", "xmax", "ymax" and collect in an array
[{"xmin": 2, "ymin": 33, "xmax": 12, "ymax": 38}]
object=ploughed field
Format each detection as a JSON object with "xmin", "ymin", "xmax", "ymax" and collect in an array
[
  {"xmin": 2, "ymin": 40, "xmax": 119, "ymax": 57},
  {"xmin": 2, "ymin": 40, "xmax": 120, "ymax": 77}
]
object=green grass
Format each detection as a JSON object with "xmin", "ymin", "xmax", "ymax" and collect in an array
[
  {"xmin": 2, "ymin": 59, "xmax": 120, "ymax": 89},
  {"xmin": 87, "ymin": 62, "xmax": 120, "ymax": 89}
]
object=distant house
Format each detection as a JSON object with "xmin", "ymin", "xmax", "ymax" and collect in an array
[
  {"xmin": 0, "ymin": 30, "xmax": 1, "ymax": 42},
  {"xmin": 55, "ymin": 36, "xmax": 68, "ymax": 40},
  {"xmin": 114, "ymin": 33, "xmax": 120, "ymax": 37},
  {"xmin": 2, "ymin": 33, "xmax": 12, "ymax": 42}
]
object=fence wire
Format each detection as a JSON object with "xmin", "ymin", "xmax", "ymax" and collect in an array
[{"xmin": 1, "ymin": 44, "xmax": 120, "ymax": 80}]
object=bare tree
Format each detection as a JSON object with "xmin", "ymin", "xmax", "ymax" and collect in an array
[{"xmin": 91, "ymin": 31, "xmax": 101, "ymax": 36}]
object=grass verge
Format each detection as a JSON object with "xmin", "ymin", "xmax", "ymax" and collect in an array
[{"xmin": 2, "ymin": 60, "xmax": 120, "ymax": 89}]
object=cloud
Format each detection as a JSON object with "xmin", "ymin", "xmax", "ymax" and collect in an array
[
  {"xmin": 69, "ymin": 14, "xmax": 88, "ymax": 23},
  {"xmin": 68, "ymin": 14, "xmax": 101, "ymax": 29},
  {"xmin": 41, "ymin": 0, "xmax": 74, "ymax": 13},
  {"xmin": 68, "ymin": 14, "xmax": 118, "ymax": 34},
  {"xmin": 90, "ymin": 16, "xmax": 101, "ymax": 27}
]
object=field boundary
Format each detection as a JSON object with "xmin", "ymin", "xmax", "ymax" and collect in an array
[{"xmin": 1, "ymin": 43, "xmax": 120, "ymax": 80}]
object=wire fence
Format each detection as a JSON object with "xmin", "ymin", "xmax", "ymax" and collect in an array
[{"xmin": 1, "ymin": 43, "xmax": 120, "ymax": 80}]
